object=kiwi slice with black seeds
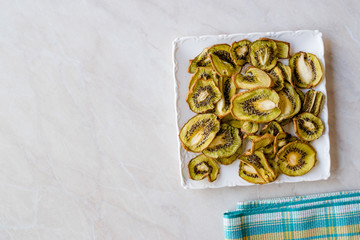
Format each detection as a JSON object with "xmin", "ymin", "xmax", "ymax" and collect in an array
[
  {"xmin": 294, "ymin": 112, "xmax": 324, "ymax": 141},
  {"xmin": 239, "ymin": 161, "xmax": 266, "ymax": 184}
]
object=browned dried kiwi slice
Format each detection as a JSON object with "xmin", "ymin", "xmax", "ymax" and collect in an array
[
  {"xmin": 189, "ymin": 67, "xmax": 220, "ymax": 90},
  {"xmin": 290, "ymin": 52, "xmax": 323, "ymax": 88},
  {"xmin": 276, "ymin": 141, "xmax": 316, "ymax": 176},
  {"xmin": 216, "ymin": 145, "xmax": 242, "ymax": 165},
  {"xmin": 277, "ymin": 62, "xmax": 293, "ymax": 85},
  {"xmin": 275, "ymin": 82, "xmax": 302, "ymax": 122},
  {"xmin": 239, "ymin": 161, "xmax": 266, "ymax": 184},
  {"xmin": 188, "ymin": 47, "xmax": 212, "ymax": 73},
  {"xmin": 188, "ymin": 154, "xmax": 220, "ymax": 182},
  {"xmin": 269, "ymin": 66, "xmax": 284, "ymax": 92},
  {"xmin": 230, "ymin": 39, "xmax": 251, "ymax": 66},
  {"xmin": 203, "ymin": 124, "xmax": 242, "ymax": 158},
  {"xmin": 215, "ymin": 76, "xmax": 236, "ymax": 118},
  {"xmin": 250, "ymin": 134, "xmax": 275, "ymax": 153},
  {"xmin": 260, "ymin": 121, "xmax": 284, "ymax": 136},
  {"xmin": 187, "ymin": 78, "xmax": 222, "ymax": 113},
  {"xmin": 232, "ymin": 66, "xmax": 273, "ymax": 90},
  {"xmin": 179, "ymin": 113, "xmax": 220, "ymax": 152},
  {"xmin": 231, "ymin": 88, "xmax": 281, "ymax": 123},
  {"xmin": 208, "ymin": 44, "xmax": 238, "ymax": 77},
  {"xmin": 240, "ymin": 150, "xmax": 276, "ymax": 182},
  {"xmin": 302, "ymin": 90, "xmax": 325, "ymax": 116},
  {"xmin": 294, "ymin": 112, "xmax": 324, "ymax": 141},
  {"xmin": 249, "ymin": 40, "xmax": 278, "ymax": 71}
]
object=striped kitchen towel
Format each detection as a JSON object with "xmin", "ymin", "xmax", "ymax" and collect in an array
[{"xmin": 224, "ymin": 190, "xmax": 360, "ymax": 240}]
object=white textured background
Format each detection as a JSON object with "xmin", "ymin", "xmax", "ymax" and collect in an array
[{"xmin": 0, "ymin": 0, "xmax": 358, "ymax": 239}]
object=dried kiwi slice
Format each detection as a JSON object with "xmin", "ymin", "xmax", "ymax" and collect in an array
[
  {"xmin": 294, "ymin": 112, "xmax": 324, "ymax": 141},
  {"xmin": 275, "ymin": 40, "xmax": 290, "ymax": 59},
  {"xmin": 189, "ymin": 67, "xmax": 220, "ymax": 90},
  {"xmin": 188, "ymin": 47, "xmax": 212, "ymax": 73},
  {"xmin": 250, "ymin": 134, "xmax": 275, "ymax": 153},
  {"xmin": 239, "ymin": 161, "xmax": 266, "ymax": 184},
  {"xmin": 230, "ymin": 39, "xmax": 251, "ymax": 66},
  {"xmin": 208, "ymin": 44, "xmax": 237, "ymax": 77},
  {"xmin": 187, "ymin": 78, "xmax": 222, "ymax": 113},
  {"xmin": 216, "ymin": 145, "xmax": 242, "ymax": 165},
  {"xmin": 215, "ymin": 76, "xmax": 236, "ymax": 118},
  {"xmin": 240, "ymin": 121, "xmax": 259, "ymax": 135},
  {"xmin": 203, "ymin": 124, "xmax": 242, "ymax": 158},
  {"xmin": 274, "ymin": 132, "xmax": 294, "ymax": 154},
  {"xmin": 260, "ymin": 121, "xmax": 284, "ymax": 136},
  {"xmin": 179, "ymin": 113, "xmax": 220, "ymax": 152},
  {"xmin": 275, "ymin": 82, "xmax": 302, "ymax": 122},
  {"xmin": 302, "ymin": 90, "xmax": 325, "ymax": 116},
  {"xmin": 290, "ymin": 52, "xmax": 323, "ymax": 88},
  {"xmin": 269, "ymin": 66, "xmax": 284, "ymax": 92},
  {"xmin": 277, "ymin": 62, "xmax": 293, "ymax": 85},
  {"xmin": 233, "ymin": 66, "xmax": 273, "ymax": 90},
  {"xmin": 188, "ymin": 154, "xmax": 220, "ymax": 182},
  {"xmin": 231, "ymin": 88, "xmax": 281, "ymax": 123},
  {"xmin": 276, "ymin": 141, "xmax": 316, "ymax": 176},
  {"xmin": 295, "ymin": 87, "xmax": 305, "ymax": 104},
  {"xmin": 249, "ymin": 39, "xmax": 278, "ymax": 71},
  {"xmin": 240, "ymin": 150, "xmax": 276, "ymax": 183}
]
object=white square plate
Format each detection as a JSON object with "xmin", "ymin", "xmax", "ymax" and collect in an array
[{"xmin": 173, "ymin": 30, "xmax": 330, "ymax": 189}]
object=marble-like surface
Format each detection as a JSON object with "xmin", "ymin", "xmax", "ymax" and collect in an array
[{"xmin": 0, "ymin": 0, "xmax": 359, "ymax": 239}]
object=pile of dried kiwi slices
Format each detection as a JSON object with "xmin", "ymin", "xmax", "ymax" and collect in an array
[{"xmin": 179, "ymin": 38, "xmax": 325, "ymax": 184}]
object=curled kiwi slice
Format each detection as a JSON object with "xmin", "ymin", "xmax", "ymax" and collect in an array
[
  {"xmin": 233, "ymin": 66, "xmax": 273, "ymax": 90},
  {"xmin": 260, "ymin": 121, "xmax": 284, "ymax": 136},
  {"xmin": 188, "ymin": 154, "xmax": 220, "ymax": 182},
  {"xmin": 188, "ymin": 47, "xmax": 212, "ymax": 73},
  {"xmin": 277, "ymin": 62, "xmax": 293, "ymax": 85},
  {"xmin": 290, "ymin": 52, "xmax": 323, "ymax": 88},
  {"xmin": 275, "ymin": 82, "xmax": 302, "ymax": 122},
  {"xmin": 179, "ymin": 113, "xmax": 220, "ymax": 152},
  {"xmin": 230, "ymin": 39, "xmax": 251, "ymax": 66},
  {"xmin": 208, "ymin": 44, "xmax": 237, "ymax": 77},
  {"xmin": 295, "ymin": 87, "xmax": 305, "ymax": 104},
  {"xmin": 275, "ymin": 40, "xmax": 290, "ymax": 59},
  {"xmin": 294, "ymin": 112, "xmax": 324, "ymax": 141},
  {"xmin": 249, "ymin": 39, "xmax": 278, "ymax": 71},
  {"xmin": 302, "ymin": 90, "xmax": 325, "ymax": 116},
  {"xmin": 203, "ymin": 124, "xmax": 242, "ymax": 158},
  {"xmin": 269, "ymin": 66, "xmax": 284, "ymax": 92},
  {"xmin": 187, "ymin": 78, "xmax": 222, "ymax": 113},
  {"xmin": 215, "ymin": 76, "xmax": 237, "ymax": 118},
  {"xmin": 189, "ymin": 67, "xmax": 220, "ymax": 90},
  {"xmin": 241, "ymin": 121, "xmax": 259, "ymax": 135},
  {"xmin": 231, "ymin": 88, "xmax": 281, "ymax": 123},
  {"xmin": 239, "ymin": 161, "xmax": 266, "ymax": 184},
  {"xmin": 216, "ymin": 145, "xmax": 242, "ymax": 165},
  {"xmin": 274, "ymin": 132, "xmax": 295, "ymax": 154},
  {"xmin": 240, "ymin": 150, "xmax": 276, "ymax": 183},
  {"xmin": 276, "ymin": 141, "xmax": 316, "ymax": 176},
  {"xmin": 250, "ymin": 134, "xmax": 275, "ymax": 153}
]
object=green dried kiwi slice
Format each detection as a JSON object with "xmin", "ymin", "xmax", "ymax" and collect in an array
[
  {"xmin": 239, "ymin": 161, "xmax": 266, "ymax": 184},
  {"xmin": 232, "ymin": 66, "xmax": 273, "ymax": 90},
  {"xmin": 216, "ymin": 144, "xmax": 242, "ymax": 165},
  {"xmin": 187, "ymin": 78, "xmax": 222, "ymax": 113},
  {"xmin": 231, "ymin": 88, "xmax": 281, "ymax": 123},
  {"xmin": 240, "ymin": 150, "xmax": 276, "ymax": 183},
  {"xmin": 274, "ymin": 132, "xmax": 295, "ymax": 154},
  {"xmin": 208, "ymin": 44, "xmax": 238, "ymax": 77},
  {"xmin": 279, "ymin": 118, "xmax": 292, "ymax": 126},
  {"xmin": 275, "ymin": 82, "xmax": 302, "ymax": 122},
  {"xmin": 260, "ymin": 121, "xmax": 284, "ymax": 136},
  {"xmin": 179, "ymin": 113, "xmax": 220, "ymax": 152},
  {"xmin": 241, "ymin": 121, "xmax": 259, "ymax": 135},
  {"xmin": 295, "ymin": 87, "xmax": 305, "ymax": 105},
  {"xmin": 293, "ymin": 112, "xmax": 324, "ymax": 141},
  {"xmin": 188, "ymin": 47, "xmax": 212, "ymax": 73},
  {"xmin": 269, "ymin": 66, "xmax": 284, "ymax": 92},
  {"xmin": 250, "ymin": 134, "xmax": 275, "ymax": 153},
  {"xmin": 189, "ymin": 67, "xmax": 220, "ymax": 90},
  {"xmin": 215, "ymin": 76, "xmax": 237, "ymax": 118},
  {"xmin": 302, "ymin": 90, "xmax": 325, "ymax": 116},
  {"xmin": 249, "ymin": 39, "xmax": 278, "ymax": 71},
  {"xmin": 203, "ymin": 124, "xmax": 242, "ymax": 158},
  {"xmin": 188, "ymin": 154, "xmax": 220, "ymax": 182},
  {"xmin": 276, "ymin": 141, "xmax": 316, "ymax": 176},
  {"xmin": 259, "ymin": 38, "xmax": 290, "ymax": 59},
  {"xmin": 260, "ymin": 141, "xmax": 275, "ymax": 160},
  {"xmin": 267, "ymin": 158, "xmax": 280, "ymax": 178},
  {"xmin": 290, "ymin": 52, "xmax": 323, "ymax": 88},
  {"xmin": 230, "ymin": 39, "xmax": 251, "ymax": 66},
  {"xmin": 277, "ymin": 62, "xmax": 293, "ymax": 85}
]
